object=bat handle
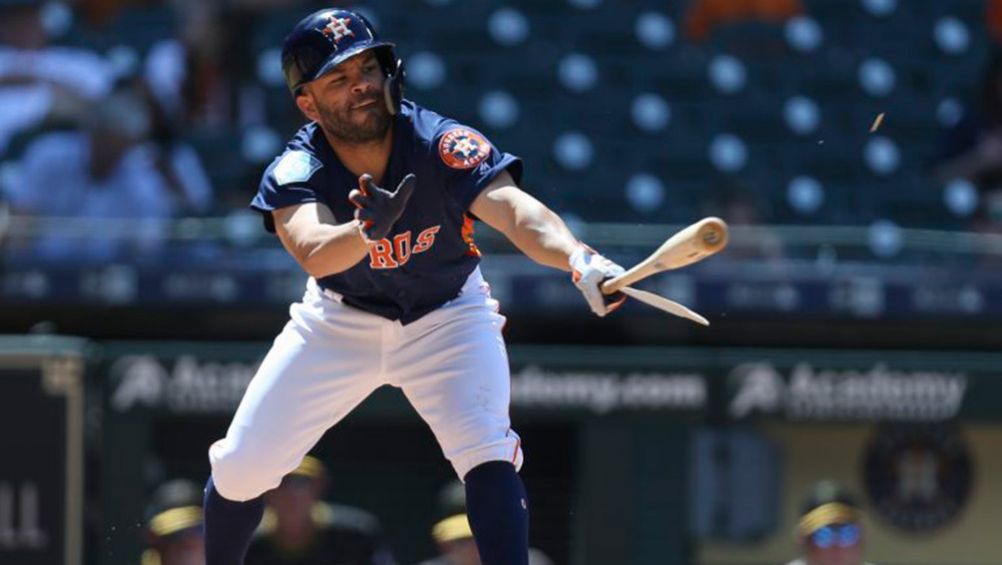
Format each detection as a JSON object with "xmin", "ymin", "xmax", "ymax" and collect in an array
[{"xmin": 601, "ymin": 273, "xmax": 631, "ymax": 295}]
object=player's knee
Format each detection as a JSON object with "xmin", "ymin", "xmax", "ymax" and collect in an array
[
  {"xmin": 450, "ymin": 429, "xmax": 524, "ymax": 480},
  {"xmin": 208, "ymin": 439, "xmax": 285, "ymax": 502}
]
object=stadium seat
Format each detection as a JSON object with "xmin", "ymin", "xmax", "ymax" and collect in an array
[{"xmin": 35, "ymin": 0, "xmax": 986, "ymax": 229}]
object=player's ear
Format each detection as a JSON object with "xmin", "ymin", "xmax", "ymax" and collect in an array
[{"xmin": 295, "ymin": 89, "xmax": 321, "ymax": 123}]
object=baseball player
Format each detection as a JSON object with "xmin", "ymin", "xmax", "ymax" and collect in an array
[
  {"xmin": 246, "ymin": 455, "xmax": 395, "ymax": 565},
  {"xmin": 418, "ymin": 481, "xmax": 553, "ymax": 565},
  {"xmin": 202, "ymin": 9, "xmax": 625, "ymax": 565},
  {"xmin": 785, "ymin": 481, "xmax": 875, "ymax": 565},
  {"xmin": 144, "ymin": 479, "xmax": 206, "ymax": 565}
]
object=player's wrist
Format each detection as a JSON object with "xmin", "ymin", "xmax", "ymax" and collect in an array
[
  {"xmin": 354, "ymin": 219, "xmax": 372, "ymax": 243},
  {"xmin": 568, "ymin": 246, "xmax": 584, "ymax": 270},
  {"xmin": 568, "ymin": 242, "xmax": 599, "ymax": 273},
  {"xmin": 569, "ymin": 244, "xmax": 626, "ymax": 316},
  {"xmin": 568, "ymin": 242, "xmax": 590, "ymax": 266}
]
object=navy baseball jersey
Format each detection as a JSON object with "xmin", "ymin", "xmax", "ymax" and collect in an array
[{"xmin": 252, "ymin": 100, "xmax": 523, "ymax": 323}]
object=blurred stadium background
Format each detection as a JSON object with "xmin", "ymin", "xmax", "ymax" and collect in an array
[{"xmin": 2, "ymin": 0, "xmax": 1002, "ymax": 563}]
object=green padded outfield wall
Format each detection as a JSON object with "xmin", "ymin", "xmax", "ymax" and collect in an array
[{"xmin": 3, "ymin": 337, "xmax": 999, "ymax": 564}]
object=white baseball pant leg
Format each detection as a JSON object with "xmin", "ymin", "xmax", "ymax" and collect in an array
[
  {"xmin": 388, "ymin": 269, "xmax": 524, "ymax": 480},
  {"xmin": 208, "ymin": 280, "xmax": 384, "ymax": 501}
]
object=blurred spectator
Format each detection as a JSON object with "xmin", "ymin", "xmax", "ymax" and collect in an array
[
  {"xmin": 143, "ymin": 478, "xmax": 205, "ymax": 565},
  {"xmin": 934, "ymin": 48, "xmax": 1002, "ymax": 228},
  {"xmin": 685, "ymin": 0, "xmax": 804, "ymax": 43},
  {"xmin": 245, "ymin": 455, "xmax": 396, "ymax": 565},
  {"xmin": 417, "ymin": 481, "xmax": 552, "ymax": 565},
  {"xmin": 145, "ymin": 0, "xmax": 293, "ymax": 130},
  {"xmin": 136, "ymin": 75, "xmax": 216, "ymax": 215},
  {"xmin": 0, "ymin": 80, "xmax": 212, "ymax": 262},
  {"xmin": 784, "ymin": 481, "xmax": 874, "ymax": 565},
  {"xmin": 988, "ymin": 0, "xmax": 1002, "ymax": 44},
  {"xmin": 0, "ymin": 0, "xmax": 115, "ymax": 153},
  {"xmin": 701, "ymin": 180, "xmax": 784, "ymax": 262},
  {"xmin": 78, "ymin": 0, "xmax": 138, "ymax": 29},
  {"xmin": 144, "ymin": 1, "xmax": 235, "ymax": 129}
]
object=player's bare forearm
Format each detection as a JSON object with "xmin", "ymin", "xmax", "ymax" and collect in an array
[
  {"xmin": 273, "ymin": 202, "xmax": 370, "ymax": 278},
  {"xmin": 471, "ymin": 173, "xmax": 580, "ymax": 272},
  {"xmin": 504, "ymin": 199, "xmax": 579, "ymax": 271},
  {"xmin": 290, "ymin": 221, "xmax": 370, "ymax": 277}
]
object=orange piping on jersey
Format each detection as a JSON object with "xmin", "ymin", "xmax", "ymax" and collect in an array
[{"xmin": 462, "ymin": 214, "xmax": 481, "ymax": 257}]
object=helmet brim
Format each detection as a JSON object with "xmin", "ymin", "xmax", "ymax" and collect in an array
[{"xmin": 303, "ymin": 40, "xmax": 396, "ymax": 90}]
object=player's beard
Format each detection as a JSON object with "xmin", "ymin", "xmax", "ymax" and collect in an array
[{"xmin": 315, "ymin": 94, "xmax": 391, "ymax": 144}]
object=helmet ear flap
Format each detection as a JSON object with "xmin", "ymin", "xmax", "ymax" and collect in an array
[{"xmin": 383, "ymin": 57, "xmax": 405, "ymax": 115}]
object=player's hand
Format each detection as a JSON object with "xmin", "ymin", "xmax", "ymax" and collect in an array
[
  {"xmin": 349, "ymin": 173, "xmax": 416, "ymax": 240},
  {"xmin": 569, "ymin": 245, "xmax": 627, "ymax": 317}
]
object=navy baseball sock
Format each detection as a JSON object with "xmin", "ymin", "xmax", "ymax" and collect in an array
[
  {"xmin": 464, "ymin": 461, "xmax": 529, "ymax": 565},
  {"xmin": 202, "ymin": 476, "xmax": 264, "ymax": 565}
]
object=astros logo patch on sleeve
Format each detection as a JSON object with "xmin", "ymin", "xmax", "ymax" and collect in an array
[
  {"xmin": 438, "ymin": 128, "xmax": 492, "ymax": 169},
  {"xmin": 273, "ymin": 150, "xmax": 323, "ymax": 185}
]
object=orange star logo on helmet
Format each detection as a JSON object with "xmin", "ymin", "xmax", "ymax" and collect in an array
[
  {"xmin": 439, "ymin": 129, "xmax": 492, "ymax": 169},
  {"xmin": 322, "ymin": 16, "xmax": 354, "ymax": 44}
]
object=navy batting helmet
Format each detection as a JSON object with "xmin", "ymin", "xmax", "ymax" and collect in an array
[{"xmin": 281, "ymin": 8, "xmax": 404, "ymax": 114}]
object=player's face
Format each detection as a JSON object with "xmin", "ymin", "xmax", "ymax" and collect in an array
[
  {"xmin": 266, "ymin": 475, "xmax": 319, "ymax": 521},
  {"xmin": 441, "ymin": 538, "xmax": 481, "ymax": 565},
  {"xmin": 805, "ymin": 546, "xmax": 864, "ymax": 565},
  {"xmin": 303, "ymin": 51, "xmax": 391, "ymax": 143},
  {"xmin": 156, "ymin": 530, "xmax": 205, "ymax": 565},
  {"xmin": 803, "ymin": 524, "xmax": 864, "ymax": 565}
]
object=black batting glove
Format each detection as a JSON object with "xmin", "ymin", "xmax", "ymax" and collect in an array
[{"xmin": 348, "ymin": 173, "xmax": 416, "ymax": 240}]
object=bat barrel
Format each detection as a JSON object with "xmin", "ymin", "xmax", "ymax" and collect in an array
[
  {"xmin": 697, "ymin": 217, "xmax": 729, "ymax": 252},
  {"xmin": 600, "ymin": 217, "xmax": 729, "ymax": 295}
]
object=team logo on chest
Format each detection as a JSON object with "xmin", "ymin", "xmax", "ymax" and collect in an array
[
  {"xmin": 438, "ymin": 128, "xmax": 492, "ymax": 169},
  {"xmin": 321, "ymin": 15, "xmax": 354, "ymax": 44}
]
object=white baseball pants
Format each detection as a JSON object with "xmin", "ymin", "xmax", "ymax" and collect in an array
[{"xmin": 209, "ymin": 267, "xmax": 523, "ymax": 502}]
